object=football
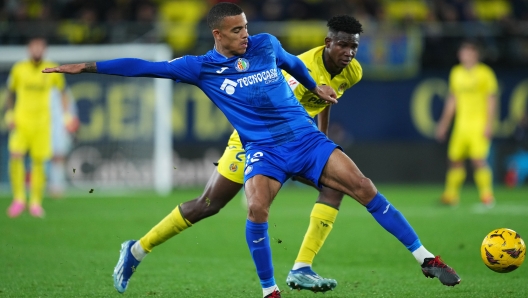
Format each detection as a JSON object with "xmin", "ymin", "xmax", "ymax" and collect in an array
[{"xmin": 481, "ymin": 228, "xmax": 526, "ymax": 273}]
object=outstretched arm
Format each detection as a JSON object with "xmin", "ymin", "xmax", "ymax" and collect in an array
[
  {"xmin": 43, "ymin": 59, "xmax": 176, "ymax": 80},
  {"xmin": 43, "ymin": 62, "xmax": 97, "ymax": 74}
]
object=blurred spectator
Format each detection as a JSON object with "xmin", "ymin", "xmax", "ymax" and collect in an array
[
  {"xmin": 158, "ymin": 0, "xmax": 206, "ymax": 51},
  {"xmin": 0, "ymin": 0, "xmax": 527, "ymax": 67},
  {"xmin": 435, "ymin": 40, "xmax": 498, "ymax": 207},
  {"xmin": 58, "ymin": 5, "xmax": 107, "ymax": 44},
  {"xmin": 505, "ymin": 109, "xmax": 528, "ymax": 187}
]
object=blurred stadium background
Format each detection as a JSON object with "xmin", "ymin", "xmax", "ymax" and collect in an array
[{"xmin": 1, "ymin": 0, "xmax": 528, "ymax": 194}]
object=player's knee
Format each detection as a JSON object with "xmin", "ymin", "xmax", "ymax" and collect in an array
[
  {"xmin": 246, "ymin": 199, "xmax": 270, "ymax": 222},
  {"xmin": 472, "ymin": 159, "xmax": 487, "ymax": 168},
  {"xmin": 354, "ymin": 177, "xmax": 377, "ymax": 203},
  {"xmin": 10, "ymin": 153, "xmax": 23, "ymax": 159}
]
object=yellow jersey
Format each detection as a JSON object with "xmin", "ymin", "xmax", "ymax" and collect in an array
[
  {"xmin": 449, "ymin": 63, "xmax": 498, "ymax": 133},
  {"xmin": 227, "ymin": 45, "xmax": 363, "ymax": 145},
  {"xmin": 8, "ymin": 60, "xmax": 65, "ymax": 127},
  {"xmin": 283, "ymin": 45, "xmax": 362, "ymax": 118}
]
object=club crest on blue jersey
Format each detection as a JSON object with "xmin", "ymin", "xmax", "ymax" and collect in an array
[
  {"xmin": 245, "ymin": 165, "xmax": 253, "ymax": 175},
  {"xmin": 235, "ymin": 58, "xmax": 250, "ymax": 72}
]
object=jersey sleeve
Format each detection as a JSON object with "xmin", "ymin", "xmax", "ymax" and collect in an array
[
  {"xmin": 448, "ymin": 67, "xmax": 456, "ymax": 93},
  {"xmin": 484, "ymin": 67, "xmax": 498, "ymax": 95},
  {"xmin": 268, "ymin": 34, "xmax": 317, "ymax": 91},
  {"xmin": 53, "ymin": 72, "xmax": 66, "ymax": 91},
  {"xmin": 7, "ymin": 64, "xmax": 17, "ymax": 91},
  {"xmin": 165, "ymin": 56, "xmax": 201, "ymax": 84},
  {"xmin": 96, "ymin": 56, "xmax": 200, "ymax": 84},
  {"xmin": 347, "ymin": 60, "xmax": 363, "ymax": 87}
]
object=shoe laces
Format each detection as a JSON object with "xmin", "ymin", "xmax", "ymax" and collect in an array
[
  {"xmin": 427, "ymin": 256, "xmax": 447, "ymax": 268},
  {"xmin": 266, "ymin": 290, "xmax": 282, "ymax": 298}
]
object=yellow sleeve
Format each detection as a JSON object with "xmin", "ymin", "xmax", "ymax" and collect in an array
[
  {"xmin": 7, "ymin": 64, "xmax": 17, "ymax": 91},
  {"xmin": 348, "ymin": 60, "xmax": 363, "ymax": 86},
  {"xmin": 53, "ymin": 72, "xmax": 66, "ymax": 91},
  {"xmin": 448, "ymin": 67, "xmax": 456, "ymax": 93},
  {"xmin": 485, "ymin": 67, "xmax": 498, "ymax": 95}
]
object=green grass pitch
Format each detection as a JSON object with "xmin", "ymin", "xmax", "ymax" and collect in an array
[{"xmin": 1, "ymin": 184, "xmax": 527, "ymax": 297}]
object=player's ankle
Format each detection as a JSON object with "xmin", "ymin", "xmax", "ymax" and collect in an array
[
  {"xmin": 131, "ymin": 241, "xmax": 148, "ymax": 261},
  {"xmin": 292, "ymin": 262, "xmax": 311, "ymax": 270},
  {"xmin": 262, "ymin": 285, "xmax": 279, "ymax": 297}
]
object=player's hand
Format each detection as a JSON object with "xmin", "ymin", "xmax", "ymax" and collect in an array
[
  {"xmin": 484, "ymin": 124, "xmax": 493, "ymax": 139},
  {"xmin": 4, "ymin": 109, "xmax": 15, "ymax": 130},
  {"xmin": 435, "ymin": 125, "xmax": 447, "ymax": 142},
  {"xmin": 63, "ymin": 112, "xmax": 80, "ymax": 133},
  {"xmin": 312, "ymin": 85, "xmax": 337, "ymax": 105},
  {"xmin": 42, "ymin": 63, "xmax": 91, "ymax": 74}
]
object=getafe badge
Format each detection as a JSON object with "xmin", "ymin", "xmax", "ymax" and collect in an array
[
  {"xmin": 235, "ymin": 58, "xmax": 250, "ymax": 72},
  {"xmin": 245, "ymin": 165, "xmax": 253, "ymax": 175}
]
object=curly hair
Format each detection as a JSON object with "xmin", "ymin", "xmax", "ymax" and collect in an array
[
  {"xmin": 327, "ymin": 15, "xmax": 363, "ymax": 35},
  {"xmin": 207, "ymin": 2, "xmax": 244, "ymax": 30}
]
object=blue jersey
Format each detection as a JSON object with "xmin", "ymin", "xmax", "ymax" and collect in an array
[{"xmin": 97, "ymin": 33, "xmax": 320, "ymax": 147}]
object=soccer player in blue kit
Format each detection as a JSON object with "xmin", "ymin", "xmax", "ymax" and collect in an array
[{"xmin": 44, "ymin": 3, "xmax": 461, "ymax": 297}]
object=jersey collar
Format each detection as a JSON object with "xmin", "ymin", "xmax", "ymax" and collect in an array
[{"xmin": 212, "ymin": 46, "xmax": 230, "ymax": 60}]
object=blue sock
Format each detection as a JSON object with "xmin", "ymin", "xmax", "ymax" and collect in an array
[
  {"xmin": 366, "ymin": 192, "xmax": 420, "ymax": 252},
  {"xmin": 246, "ymin": 219, "xmax": 275, "ymax": 288}
]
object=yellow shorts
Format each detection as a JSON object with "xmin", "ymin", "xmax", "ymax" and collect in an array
[
  {"xmin": 216, "ymin": 140, "xmax": 246, "ymax": 184},
  {"xmin": 8, "ymin": 125, "xmax": 52, "ymax": 160},
  {"xmin": 448, "ymin": 130, "xmax": 490, "ymax": 161}
]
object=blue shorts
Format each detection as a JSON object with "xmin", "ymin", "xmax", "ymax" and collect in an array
[{"xmin": 243, "ymin": 131, "xmax": 340, "ymax": 187}]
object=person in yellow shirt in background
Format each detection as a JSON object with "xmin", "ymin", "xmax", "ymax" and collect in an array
[
  {"xmin": 4, "ymin": 37, "xmax": 77, "ymax": 218},
  {"xmin": 436, "ymin": 40, "xmax": 498, "ymax": 207}
]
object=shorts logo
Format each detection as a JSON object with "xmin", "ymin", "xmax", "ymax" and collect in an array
[
  {"xmin": 235, "ymin": 58, "xmax": 250, "ymax": 72},
  {"xmin": 229, "ymin": 163, "xmax": 238, "ymax": 172},
  {"xmin": 245, "ymin": 165, "xmax": 253, "ymax": 175},
  {"xmin": 338, "ymin": 83, "xmax": 347, "ymax": 92}
]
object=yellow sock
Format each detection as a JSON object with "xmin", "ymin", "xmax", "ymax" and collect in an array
[
  {"xmin": 443, "ymin": 167, "xmax": 466, "ymax": 203},
  {"xmin": 294, "ymin": 203, "xmax": 338, "ymax": 265},
  {"xmin": 29, "ymin": 159, "xmax": 46, "ymax": 206},
  {"xmin": 139, "ymin": 205, "xmax": 192, "ymax": 252},
  {"xmin": 474, "ymin": 166, "xmax": 493, "ymax": 200},
  {"xmin": 9, "ymin": 157, "xmax": 26, "ymax": 203}
]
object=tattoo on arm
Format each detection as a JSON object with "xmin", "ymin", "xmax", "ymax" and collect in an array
[{"xmin": 84, "ymin": 62, "xmax": 97, "ymax": 73}]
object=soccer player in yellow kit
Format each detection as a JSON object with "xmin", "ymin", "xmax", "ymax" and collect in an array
[
  {"xmin": 436, "ymin": 40, "xmax": 498, "ymax": 207},
  {"xmin": 108, "ymin": 15, "xmax": 363, "ymax": 294},
  {"xmin": 4, "ymin": 37, "xmax": 75, "ymax": 218}
]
